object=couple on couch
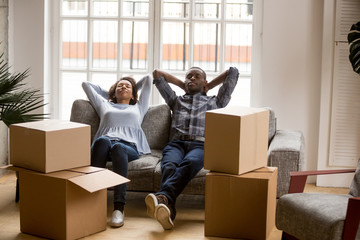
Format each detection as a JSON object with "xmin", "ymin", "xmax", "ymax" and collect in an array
[{"xmin": 82, "ymin": 66, "xmax": 239, "ymax": 230}]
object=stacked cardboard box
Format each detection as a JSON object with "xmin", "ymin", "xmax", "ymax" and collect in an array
[
  {"xmin": 204, "ymin": 106, "xmax": 278, "ymax": 240},
  {"xmin": 8, "ymin": 120, "xmax": 128, "ymax": 240}
]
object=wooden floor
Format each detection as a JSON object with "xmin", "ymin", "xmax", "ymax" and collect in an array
[{"xmin": 0, "ymin": 171, "xmax": 350, "ymax": 240}]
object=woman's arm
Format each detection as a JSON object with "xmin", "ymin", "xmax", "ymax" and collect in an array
[
  {"xmin": 136, "ymin": 75, "xmax": 152, "ymax": 117},
  {"xmin": 82, "ymin": 81, "xmax": 108, "ymax": 100},
  {"xmin": 153, "ymin": 69, "xmax": 185, "ymax": 91},
  {"xmin": 82, "ymin": 81, "xmax": 108, "ymax": 114}
]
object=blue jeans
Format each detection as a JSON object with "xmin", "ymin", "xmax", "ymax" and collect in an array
[
  {"xmin": 91, "ymin": 136, "xmax": 139, "ymax": 205},
  {"xmin": 157, "ymin": 140, "xmax": 204, "ymax": 205}
]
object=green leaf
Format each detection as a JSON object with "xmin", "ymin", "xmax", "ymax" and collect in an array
[
  {"xmin": 348, "ymin": 31, "xmax": 360, "ymax": 44},
  {"xmin": 349, "ymin": 41, "xmax": 360, "ymax": 74},
  {"xmin": 348, "ymin": 22, "xmax": 360, "ymax": 75},
  {"xmin": 0, "ymin": 52, "xmax": 48, "ymax": 127}
]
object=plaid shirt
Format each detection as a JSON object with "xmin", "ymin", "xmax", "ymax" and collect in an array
[{"xmin": 153, "ymin": 67, "xmax": 239, "ymax": 140}]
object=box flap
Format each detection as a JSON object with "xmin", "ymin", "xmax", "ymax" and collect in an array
[
  {"xmin": 1, "ymin": 165, "xmax": 28, "ymax": 172},
  {"xmin": 206, "ymin": 167, "xmax": 278, "ymax": 179},
  {"xmin": 0, "ymin": 164, "xmax": 13, "ymax": 170},
  {"xmin": 241, "ymin": 167, "xmax": 278, "ymax": 179},
  {"xmin": 68, "ymin": 169, "xmax": 130, "ymax": 193},
  {"xmin": 254, "ymin": 167, "xmax": 277, "ymax": 173},
  {"xmin": 1, "ymin": 165, "xmax": 43, "ymax": 174},
  {"xmin": 207, "ymin": 106, "xmax": 268, "ymax": 117},
  {"xmin": 67, "ymin": 166, "xmax": 105, "ymax": 174},
  {"xmin": 46, "ymin": 171, "xmax": 83, "ymax": 179},
  {"xmin": 11, "ymin": 119, "xmax": 89, "ymax": 132},
  {"xmin": 2, "ymin": 165, "xmax": 83, "ymax": 179}
]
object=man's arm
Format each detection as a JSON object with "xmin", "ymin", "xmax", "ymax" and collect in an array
[
  {"xmin": 216, "ymin": 67, "xmax": 239, "ymax": 108},
  {"xmin": 205, "ymin": 69, "xmax": 228, "ymax": 92},
  {"xmin": 153, "ymin": 69, "xmax": 186, "ymax": 91}
]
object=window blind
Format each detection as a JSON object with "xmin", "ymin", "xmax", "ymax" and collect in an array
[{"xmin": 329, "ymin": 0, "xmax": 360, "ymax": 167}]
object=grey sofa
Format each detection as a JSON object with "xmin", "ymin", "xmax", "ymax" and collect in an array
[{"xmin": 70, "ymin": 100, "xmax": 305, "ymax": 198}]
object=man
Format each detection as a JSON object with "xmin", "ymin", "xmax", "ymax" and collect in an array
[{"xmin": 145, "ymin": 66, "xmax": 239, "ymax": 230}]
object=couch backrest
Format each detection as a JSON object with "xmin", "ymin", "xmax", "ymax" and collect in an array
[
  {"xmin": 70, "ymin": 100, "xmax": 277, "ymax": 150},
  {"xmin": 70, "ymin": 99, "xmax": 100, "ymax": 141},
  {"xmin": 70, "ymin": 99, "xmax": 171, "ymax": 150},
  {"xmin": 264, "ymin": 107, "xmax": 277, "ymax": 144},
  {"xmin": 141, "ymin": 104, "xmax": 171, "ymax": 150}
]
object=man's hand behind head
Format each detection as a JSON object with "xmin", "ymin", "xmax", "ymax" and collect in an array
[{"xmin": 153, "ymin": 69, "xmax": 162, "ymax": 79}]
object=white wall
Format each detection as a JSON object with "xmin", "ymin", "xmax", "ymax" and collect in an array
[
  {"xmin": 0, "ymin": 0, "xmax": 8, "ymax": 177},
  {"xmin": 1, "ymin": 0, "xmax": 48, "ymax": 177},
  {"xmin": 259, "ymin": 0, "xmax": 323, "ymax": 179},
  {"xmin": 9, "ymin": 0, "xmax": 46, "ymax": 93}
]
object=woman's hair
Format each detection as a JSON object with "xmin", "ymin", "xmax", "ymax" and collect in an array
[{"xmin": 108, "ymin": 76, "xmax": 138, "ymax": 105}]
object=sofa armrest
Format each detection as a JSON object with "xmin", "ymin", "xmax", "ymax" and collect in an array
[
  {"xmin": 288, "ymin": 169, "xmax": 356, "ymax": 193},
  {"xmin": 268, "ymin": 130, "xmax": 304, "ymax": 156},
  {"xmin": 267, "ymin": 129, "xmax": 305, "ymax": 197}
]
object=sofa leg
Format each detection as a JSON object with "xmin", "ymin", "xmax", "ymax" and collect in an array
[
  {"xmin": 282, "ymin": 232, "xmax": 299, "ymax": 240},
  {"xmin": 15, "ymin": 172, "xmax": 19, "ymax": 203}
]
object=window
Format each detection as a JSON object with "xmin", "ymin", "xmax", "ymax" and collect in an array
[{"xmin": 57, "ymin": 0, "xmax": 255, "ymax": 119}]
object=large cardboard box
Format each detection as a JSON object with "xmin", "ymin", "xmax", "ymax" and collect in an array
[
  {"xmin": 204, "ymin": 106, "xmax": 269, "ymax": 175},
  {"xmin": 10, "ymin": 166, "xmax": 129, "ymax": 240},
  {"xmin": 205, "ymin": 167, "xmax": 277, "ymax": 240},
  {"xmin": 10, "ymin": 120, "xmax": 91, "ymax": 173}
]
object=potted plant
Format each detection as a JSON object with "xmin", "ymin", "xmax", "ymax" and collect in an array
[
  {"xmin": 348, "ymin": 21, "xmax": 360, "ymax": 75},
  {"xmin": 0, "ymin": 52, "xmax": 48, "ymax": 202},
  {"xmin": 0, "ymin": 52, "xmax": 47, "ymax": 126}
]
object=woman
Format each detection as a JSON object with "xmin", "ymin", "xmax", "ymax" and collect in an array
[{"xmin": 82, "ymin": 75, "xmax": 152, "ymax": 227}]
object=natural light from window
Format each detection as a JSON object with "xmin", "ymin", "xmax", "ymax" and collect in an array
[{"xmin": 58, "ymin": 0, "xmax": 253, "ymax": 119}]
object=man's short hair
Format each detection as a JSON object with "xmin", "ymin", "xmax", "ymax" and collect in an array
[{"xmin": 189, "ymin": 66, "xmax": 206, "ymax": 80}]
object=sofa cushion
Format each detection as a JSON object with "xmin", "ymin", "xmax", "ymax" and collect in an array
[
  {"xmin": 142, "ymin": 104, "xmax": 171, "ymax": 150},
  {"xmin": 349, "ymin": 158, "xmax": 360, "ymax": 197},
  {"xmin": 108, "ymin": 150, "xmax": 163, "ymax": 192},
  {"xmin": 276, "ymin": 193, "xmax": 354, "ymax": 240}
]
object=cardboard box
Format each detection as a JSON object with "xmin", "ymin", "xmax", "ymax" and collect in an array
[
  {"xmin": 10, "ymin": 120, "xmax": 91, "ymax": 173},
  {"xmin": 9, "ymin": 165, "xmax": 129, "ymax": 240},
  {"xmin": 204, "ymin": 106, "xmax": 269, "ymax": 175},
  {"xmin": 205, "ymin": 167, "xmax": 277, "ymax": 240}
]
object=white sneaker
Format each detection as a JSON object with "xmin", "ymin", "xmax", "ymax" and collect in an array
[
  {"xmin": 155, "ymin": 204, "xmax": 174, "ymax": 230},
  {"xmin": 110, "ymin": 210, "xmax": 124, "ymax": 228},
  {"xmin": 145, "ymin": 193, "xmax": 158, "ymax": 218}
]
